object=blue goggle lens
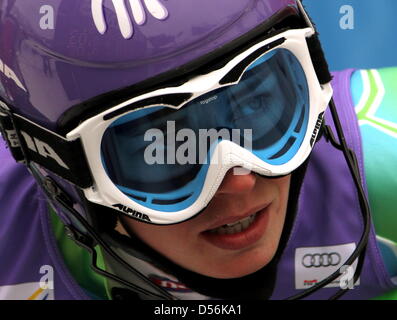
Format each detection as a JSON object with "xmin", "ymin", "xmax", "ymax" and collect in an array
[{"xmin": 101, "ymin": 48, "xmax": 309, "ymax": 212}]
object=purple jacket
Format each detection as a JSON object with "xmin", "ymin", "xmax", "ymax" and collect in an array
[
  {"xmin": 0, "ymin": 69, "xmax": 395, "ymax": 300},
  {"xmin": 271, "ymin": 69, "xmax": 395, "ymax": 299}
]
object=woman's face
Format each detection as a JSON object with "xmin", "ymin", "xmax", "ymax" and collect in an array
[{"xmin": 121, "ymin": 170, "xmax": 291, "ymax": 279}]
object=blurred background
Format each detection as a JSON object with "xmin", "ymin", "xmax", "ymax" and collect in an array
[{"xmin": 304, "ymin": 0, "xmax": 397, "ymax": 71}]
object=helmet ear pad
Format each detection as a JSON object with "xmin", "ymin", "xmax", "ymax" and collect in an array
[{"xmin": 30, "ymin": 161, "xmax": 119, "ymax": 233}]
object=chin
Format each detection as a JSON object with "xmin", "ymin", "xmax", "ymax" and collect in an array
[{"xmin": 200, "ymin": 244, "xmax": 278, "ymax": 279}]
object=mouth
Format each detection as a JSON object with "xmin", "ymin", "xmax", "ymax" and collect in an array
[
  {"xmin": 207, "ymin": 213, "xmax": 258, "ymax": 235},
  {"xmin": 200, "ymin": 204, "xmax": 271, "ymax": 250}
]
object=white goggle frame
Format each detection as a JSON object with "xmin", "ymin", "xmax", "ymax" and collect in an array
[{"xmin": 67, "ymin": 27, "xmax": 333, "ymax": 224}]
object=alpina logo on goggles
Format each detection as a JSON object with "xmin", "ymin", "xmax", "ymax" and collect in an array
[{"xmin": 0, "ymin": 27, "xmax": 332, "ymax": 225}]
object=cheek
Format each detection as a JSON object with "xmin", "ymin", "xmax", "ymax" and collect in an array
[
  {"xmin": 279, "ymin": 176, "xmax": 291, "ymax": 219},
  {"xmin": 276, "ymin": 175, "xmax": 291, "ymax": 203},
  {"xmin": 268, "ymin": 176, "xmax": 291, "ymax": 235},
  {"xmin": 127, "ymin": 220, "xmax": 193, "ymax": 255}
]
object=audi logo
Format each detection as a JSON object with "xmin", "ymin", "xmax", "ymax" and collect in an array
[{"xmin": 302, "ymin": 252, "xmax": 342, "ymax": 268}]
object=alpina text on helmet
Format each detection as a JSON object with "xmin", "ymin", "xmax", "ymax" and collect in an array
[
  {"xmin": 0, "ymin": 58, "xmax": 27, "ymax": 92},
  {"xmin": 20, "ymin": 131, "xmax": 69, "ymax": 169}
]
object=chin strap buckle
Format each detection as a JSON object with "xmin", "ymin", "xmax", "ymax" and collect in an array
[{"xmin": 42, "ymin": 175, "xmax": 96, "ymax": 249}]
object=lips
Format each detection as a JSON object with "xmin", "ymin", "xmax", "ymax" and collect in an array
[{"xmin": 200, "ymin": 204, "xmax": 271, "ymax": 250}]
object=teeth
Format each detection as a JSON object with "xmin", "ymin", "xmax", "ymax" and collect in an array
[
  {"xmin": 225, "ymin": 215, "xmax": 252, "ymax": 227},
  {"xmin": 209, "ymin": 214, "xmax": 256, "ymax": 235}
]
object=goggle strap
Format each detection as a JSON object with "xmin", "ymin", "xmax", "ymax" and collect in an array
[
  {"xmin": 0, "ymin": 102, "xmax": 93, "ymax": 189},
  {"xmin": 297, "ymin": 0, "xmax": 332, "ymax": 85},
  {"xmin": 306, "ymin": 33, "xmax": 333, "ymax": 85},
  {"xmin": 0, "ymin": 101, "xmax": 25, "ymax": 162}
]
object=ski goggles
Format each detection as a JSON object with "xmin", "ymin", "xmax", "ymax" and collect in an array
[{"xmin": 0, "ymin": 27, "xmax": 332, "ymax": 225}]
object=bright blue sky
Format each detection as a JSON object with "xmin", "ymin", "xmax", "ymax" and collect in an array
[{"xmin": 304, "ymin": 0, "xmax": 397, "ymax": 71}]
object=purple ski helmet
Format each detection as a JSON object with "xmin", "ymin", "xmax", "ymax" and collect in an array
[{"xmin": 0, "ymin": 0, "xmax": 302, "ymax": 131}]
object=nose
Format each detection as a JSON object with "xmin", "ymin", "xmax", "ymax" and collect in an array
[{"xmin": 216, "ymin": 168, "xmax": 257, "ymax": 195}]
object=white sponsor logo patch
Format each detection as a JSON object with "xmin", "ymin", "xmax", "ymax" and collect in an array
[
  {"xmin": 92, "ymin": 0, "xmax": 169, "ymax": 39},
  {"xmin": 295, "ymin": 243, "xmax": 360, "ymax": 289}
]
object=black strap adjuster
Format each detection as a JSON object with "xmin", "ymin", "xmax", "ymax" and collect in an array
[
  {"xmin": 0, "ymin": 100, "xmax": 93, "ymax": 188},
  {"xmin": 0, "ymin": 100, "xmax": 26, "ymax": 162}
]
